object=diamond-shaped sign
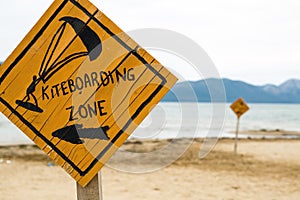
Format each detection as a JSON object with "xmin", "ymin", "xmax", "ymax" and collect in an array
[
  {"xmin": 230, "ymin": 97, "xmax": 250, "ymax": 118},
  {"xmin": 0, "ymin": 0, "xmax": 177, "ymax": 186}
]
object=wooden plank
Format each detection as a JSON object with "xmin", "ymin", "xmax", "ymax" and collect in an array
[{"xmin": 0, "ymin": 0, "xmax": 178, "ymax": 187}]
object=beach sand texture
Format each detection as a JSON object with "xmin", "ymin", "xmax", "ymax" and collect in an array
[{"xmin": 0, "ymin": 138, "xmax": 300, "ymax": 200}]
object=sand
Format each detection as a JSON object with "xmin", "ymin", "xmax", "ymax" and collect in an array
[{"xmin": 0, "ymin": 137, "xmax": 300, "ymax": 200}]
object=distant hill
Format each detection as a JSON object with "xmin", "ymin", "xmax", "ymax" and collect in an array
[{"xmin": 162, "ymin": 78, "xmax": 300, "ymax": 103}]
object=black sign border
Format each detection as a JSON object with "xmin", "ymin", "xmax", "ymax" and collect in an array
[{"xmin": 0, "ymin": 0, "xmax": 167, "ymax": 177}]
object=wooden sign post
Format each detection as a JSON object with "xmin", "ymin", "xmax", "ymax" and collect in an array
[
  {"xmin": 0, "ymin": 0, "xmax": 178, "ymax": 194},
  {"xmin": 234, "ymin": 117, "xmax": 240, "ymax": 154},
  {"xmin": 77, "ymin": 172, "xmax": 102, "ymax": 200},
  {"xmin": 230, "ymin": 98, "xmax": 249, "ymax": 154}
]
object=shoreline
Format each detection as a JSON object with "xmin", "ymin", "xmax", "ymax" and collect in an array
[{"xmin": 1, "ymin": 128, "xmax": 300, "ymax": 147}]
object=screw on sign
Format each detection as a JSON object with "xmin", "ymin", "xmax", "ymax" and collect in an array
[
  {"xmin": 0, "ymin": 0, "xmax": 178, "ymax": 197},
  {"xmin": 230, "ymin": 98, "xmax": 250, "ymax": 154}
]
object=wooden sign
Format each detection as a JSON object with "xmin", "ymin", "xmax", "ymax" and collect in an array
[
  {"xmin": 0, "ymin": 0, "xmax": 177, "ymax": 186},
  {"xmin": 230, "ymin": 98, "xmax": 249, "ymax": 118}
]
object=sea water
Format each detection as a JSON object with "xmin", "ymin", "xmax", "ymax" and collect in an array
[
  {"xmin": 0, "ymin": 103, "xmax": 300, "ymax": 144},
  {"xmin": 133, "ymin": 103, "xmax": 300, "ymax": 139}
]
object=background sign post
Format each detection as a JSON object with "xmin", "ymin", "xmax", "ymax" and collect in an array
[
  {"xmin": 234, "ymin": 117, "xmax": 240, "ymax": 154},
  {"xmin": 230, "ymin": 97, "xmax": 250, "ymax": 154}
]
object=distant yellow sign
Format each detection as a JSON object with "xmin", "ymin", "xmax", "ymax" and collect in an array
[
  {"xmin": 0, "ymin": 0, "xmax": 177, "ymax": 186},
  {"xmin": 230, "ymin": 98, "xmax": 249, "ymax": 118}
]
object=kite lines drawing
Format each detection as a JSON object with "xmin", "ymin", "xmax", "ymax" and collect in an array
[{"xmin": 16, "ymin": 16, "xmax": 102, "ymax": 113}]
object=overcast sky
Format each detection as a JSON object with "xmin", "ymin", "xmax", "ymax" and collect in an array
[{"xmin": 1, "ymin": 0, "xmax": 300, "ymax": 85}]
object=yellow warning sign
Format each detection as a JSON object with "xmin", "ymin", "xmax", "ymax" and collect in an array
[
  {"xmin": 230, "ymin": 98, "xmax": 250, "ymax": 118},
  {"xmin": 0, "ymin": 0, "xmax": 177, "ymax": 186}
]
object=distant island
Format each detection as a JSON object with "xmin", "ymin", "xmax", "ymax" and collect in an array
[{"xmin": 162, "ymin": 78, "xmax": 300, "ymax": 103}]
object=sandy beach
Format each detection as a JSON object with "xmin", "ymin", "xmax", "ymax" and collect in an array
[{"xmin": 0, "ymin": 136, "xmax": 300, "ymax": 200}]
